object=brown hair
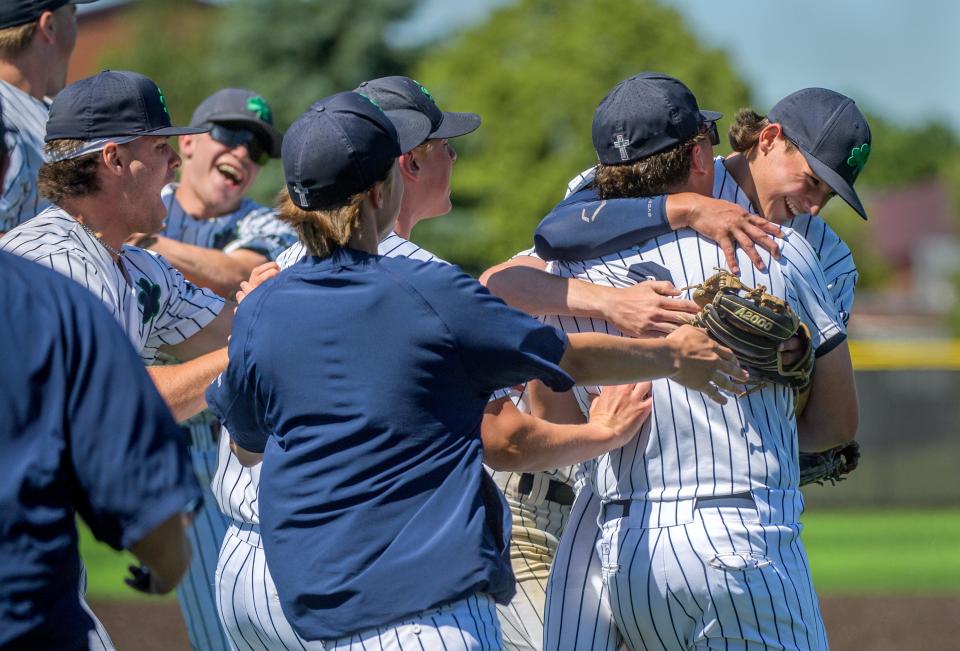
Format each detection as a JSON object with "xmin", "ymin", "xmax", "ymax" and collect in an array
[
  {"xmin": 728, "ymin": 108, "xmax": 797, "ymax": 153},
  {"xmin": 275, "ymin": 162, "xmax": 397, "ymax": 258},
  {"xmin": 38, "ymin": 140, "xmax": 102, "ymax": 203},
  {"xmin": 594, "ymin": 135, "xmax": 700, "ymax": 199},
  {"xmin": 0, "ymin": 21, "xmax": 37, "ymax": 58}
]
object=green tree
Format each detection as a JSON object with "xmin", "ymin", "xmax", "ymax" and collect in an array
[
  {"xmin": 411, "ymin": 0, "xmax": 751, "ymax": 273},
  {"xmin": 211, "ymin": 0, "xmax": 419, "ymax": 203}
]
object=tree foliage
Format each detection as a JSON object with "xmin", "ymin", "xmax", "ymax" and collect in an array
[
  {"xmin": 410, "ymin": 0, "xmax": 751, "ymax": 272},
  {"xmin": 210, "ymin": 0, "xmax": 418, "ymax": 203}
]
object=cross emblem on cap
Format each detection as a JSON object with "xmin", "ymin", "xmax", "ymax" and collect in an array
[
  {"xmin": 292, "ymin": 182, "xmax": 310, "ymax": 206},
  {"xmin": 612, "ymin": 134, "xmax": 630, "ymax": 161}
]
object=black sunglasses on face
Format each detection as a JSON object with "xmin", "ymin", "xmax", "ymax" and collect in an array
[{"xmin": 209, "ymin": 124, "xmax": 271, "ymax": 166}]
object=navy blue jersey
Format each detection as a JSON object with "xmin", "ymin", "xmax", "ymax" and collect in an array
[
  {"xmin": 0, "ymin": 252, "xmax": 202, "ymax": 650},
  {"xmin": 207, "ymin": 247, "xmax": 573, "ymax": 641}
]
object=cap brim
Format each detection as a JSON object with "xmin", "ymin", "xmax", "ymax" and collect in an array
[
  {"xmin": 700, "ymin": 110, "xmax": 723, "ymax": 123},
  {"xmin": 145, "ymin": 126, "xmax": 209, "ymax": 137},
  {"xmin": 800, "ymin": 150, "xmax": 869, "ymax": 220},
  {"xmin": 383, "ymin": 109, "xmax": 433, "ymax": 153},
  {"xmin": 431, "ymin": 111, "xmax": 481, "ymax": 140}
]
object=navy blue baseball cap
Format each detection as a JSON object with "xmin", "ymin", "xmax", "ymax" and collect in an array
[
  {"xmin": 190, "ymin": 88, "xmax": 283, "ymax": 158},
  {"xmin": 355, "ymin": 76, "xmax": 480, "ymax": 152},
  {"xmin": 768, "ymin": 88, "xmax": 872, "ymax": 220},
  {"xmin": 0, "ymin": 1, "xmax": 97, "ymax": 30},
  {"xmin": 282, "ymin": 92, "xmax": 401, "ymax": 210},
  {"xmin": 593, "ymin": 72, "xmax": 722, "ymax": 164},
  {"xmin": 45, "ymin": 70, "xmax": 207, "ymax": 142}
]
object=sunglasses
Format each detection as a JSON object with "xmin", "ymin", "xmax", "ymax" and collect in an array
[
  {"xmin": 209, "ymin": 124, "xmax": 271, "ymax": 166},
  {"xmin": 702, "ymin": 121, "xmax": 720, "ymax": 146}
]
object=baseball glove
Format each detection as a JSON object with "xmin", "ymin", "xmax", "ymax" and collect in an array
[
  {"xmin": 687, "ymin": 270, "xmax": 814, "ymax": 396},
  {"xmin": 799, "ymin": 441, "xmax": 861, "ymax": 486}
]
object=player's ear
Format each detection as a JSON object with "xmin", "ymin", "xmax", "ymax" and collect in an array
[
  {"xmin": 397, "ymin": 150, "xmax": 420, "ymax": 182},
  {"xmin": 758, "ymin": 123, "xmax": 783, "ymax": 155},
  {"xmin": 36, "ymin": 11, "xmax": 57, "ymax": 45},
  {"xmin": 178, "ymin": 135, "xmax": 194, "ymax": 157},
  {"xmin": 368, "ymin": 179, "xmax": 385, "ymax": 210},
  {"xmin": 101, "ymin": 142, "xmax": 125, "ymax": 177}
]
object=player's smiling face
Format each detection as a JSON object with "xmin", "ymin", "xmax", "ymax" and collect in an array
[
  {"xmin": 753, "ymin": 131, "xmax": 835, "ymax": 224},
  {"xmin": 120, "ymin": 136, "xmax": 181, "ymax": 233},
  {"xmin": 178, "ymin": 131, "xmax": 261, "ymax": 215}
]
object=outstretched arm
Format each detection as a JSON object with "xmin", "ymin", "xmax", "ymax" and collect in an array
[
  {"xmin": 482, "ymin": 382, "xmax": 652, "ymax": 472},
  {"xmin": 144, "ymin": 235, "xmax": 269, "ymax": 300},
  {"xmin": 480, "ymin": 256, "xmax": 699, "ymax": 338}
]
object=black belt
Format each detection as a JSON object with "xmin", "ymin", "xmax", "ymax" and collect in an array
[
  {"xmin": 603, "ymin": 491, "xmax": 755, "ymax": 520},
  {"xmin": 517, "ymin": 473, "xmax": 576, "ymax": 506}
]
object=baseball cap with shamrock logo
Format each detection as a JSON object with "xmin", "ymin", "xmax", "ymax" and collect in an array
[
  {"xmin": 190, "ymin": 88, "xmax": 284, "ymax": 158},
  {"xmin": 355, "ymin": 76, "xmax": 480, "ymax": 153},
  {"xmin": 768, "ymin": 88, "xmax": 872, "ymax": 220}
]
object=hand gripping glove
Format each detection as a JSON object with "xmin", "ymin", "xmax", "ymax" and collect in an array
[{"xmin": 687, "ymin": 270, "xmax": 814, "ymax": 396}]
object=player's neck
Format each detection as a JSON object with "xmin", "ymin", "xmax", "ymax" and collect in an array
[
  {"xmin": 59, "ymin": 196, "xmax": 129, "ymax": 260},
  {"xmin": 0, "ymin": 56, "xmax": 55, "ymax": 101},
  {"xmin": 723, "ymin": 153, "xmax": 762, "ymax": 218}
]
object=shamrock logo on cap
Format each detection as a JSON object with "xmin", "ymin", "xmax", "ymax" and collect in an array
[
  {"xmin": 246, "ymin": 96, "xmax": 273, "ymax": 123},
  {"xmin": 156, "ymin": 85, "xmax": 170, "ymax": 117},
  {"xmin": 413, "ymin": 80, "xmax": 434, "ymax": 103},
  {"xmin": 137, "ymin": 278, "xmax": 161, "ymax": 326},
  {"xmin": 846, "ymin": 143, "xmax": 870, "ymax": 173}
]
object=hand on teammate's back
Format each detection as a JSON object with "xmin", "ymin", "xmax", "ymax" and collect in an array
[
  {"xmin": 588, "ymin": 381, "xmax": 654, "ymax": 450},
  {"xmin": 670, "ymin": 193, "xmax": 783, "ymax": 273},
  {"xmin": 604, "ymin": 280, "xmax": 699, "ymax": 337},
  {"xmin": 665, "ymin": 324, "xmax": 748, "ymax": 404},
  {"xmin": 236, "ymin": 261, "xmax": 280, "ymax": 303}
]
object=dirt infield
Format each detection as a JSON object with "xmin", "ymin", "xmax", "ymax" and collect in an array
[{"xmin": 90, "ymin": 595, "xmax": 960, "ymax": 650}]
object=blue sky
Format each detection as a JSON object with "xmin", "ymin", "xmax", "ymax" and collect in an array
[{"xmin": 392, "ymin": 0, "xmax": 960, "ymax": 132}]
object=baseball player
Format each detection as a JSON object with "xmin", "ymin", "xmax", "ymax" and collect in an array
[
  {"xmin": 0, "ymin": 0, "xmax": 96, "ymax": 232},
  {"xmin": 534, "ymin": 74, "xmax": 863, "ymax": 650},
  {"xmin": 208, "ymin": 89, "xmax": 741, "ymax": 651},
  {"xmin": 130, "ymin": 87, "xmax": 295, "ymax": 651},
  {"xmin": 0, "ymin": 70, "xmax": 235, "ymax": 651},
  {"xmin": 0, "ymin": 249, "xmax": 202, "ymax": 651}
]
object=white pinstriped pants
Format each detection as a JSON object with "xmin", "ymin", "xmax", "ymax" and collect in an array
[
  {"xmin": 216, "ymin": 522, "xmax": 506, "ymax": 650},
  {"xmin": 543, "ymin": 485, "xmax": 625, "ymax": 651},
  {"xmin": 599, "ymin": 501, "xmax": 828, "ymax": 651}
]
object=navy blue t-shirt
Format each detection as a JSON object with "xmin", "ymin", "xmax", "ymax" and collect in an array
[
  {"xmin": 0, "ymin": 252, "xmax": 201, "ymax": 651},
  {"xmin": 533, "ymin": 186, "xmax": 672, "ymax": 261},
  {"xmin": 207, "ymin": 247, "xmax": 574, "ymax": 641}
]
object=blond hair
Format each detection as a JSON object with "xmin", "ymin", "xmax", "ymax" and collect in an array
[
  {"xmin": 276, "ymin": 190, "xmax": 366, "ymax": 258},
  {"xmin": 0, "ymin": 21, "xmax": 37, "ymax": 58}
]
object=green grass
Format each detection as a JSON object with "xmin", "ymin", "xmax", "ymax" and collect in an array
[
  {"xmin": 78, "ymin": 509, "xmax": 960, "ymax": 600},
  {"xmin": 802, "ymin": 508, "xmax": 960, "ymax": 595}
]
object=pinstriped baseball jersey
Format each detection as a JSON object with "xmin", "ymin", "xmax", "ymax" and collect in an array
[
  {"xmin": 160, "ymin": 183, "xmax": 297, "ymax": 259},
  {"xmin": 548, "ymin": 226, "xmax": 843, "ymax": 503},
  {"xmin": 0, "ymin": 81, "xmax": 50, "ymax": 231},
  {"xmin": 0, "ymin": 206, "xmax": 224, "ymax": 364}
]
